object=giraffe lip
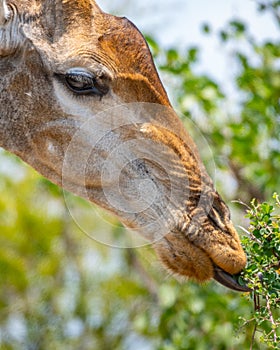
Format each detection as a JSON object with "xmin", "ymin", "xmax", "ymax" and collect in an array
[{"xmin": 214, "ymin": 266, "xmax": 251, "ymax": 292}]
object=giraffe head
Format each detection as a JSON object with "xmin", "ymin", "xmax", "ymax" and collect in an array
[{"xmin": 0, "ymin": 0, "xmax": 248, "ymax": 291}]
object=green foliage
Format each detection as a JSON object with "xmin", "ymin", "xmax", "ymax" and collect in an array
[
  {"xmin": 147, "ymin": 35, "xmax": 225, "ymax": 117},
  {"xmin": 0, "ymin": 159, "xmax": 260, "ymax": 349},
  {"xmin": 149, "ymin": 12, "xmax": 280, "ymax": 203},
  {"xmin": 240, "ymin": 194, "xmax": 280, "ymax": 348}
]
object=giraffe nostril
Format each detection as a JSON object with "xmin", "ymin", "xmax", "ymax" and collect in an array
[{"xmin": 208, "ymin": 207, "xmax": 225, "ymax": 231}]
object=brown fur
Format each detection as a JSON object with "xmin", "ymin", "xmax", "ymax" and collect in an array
[{"xmin": 0, "ymin": 0, "xmax": 246, "ymax": 287}]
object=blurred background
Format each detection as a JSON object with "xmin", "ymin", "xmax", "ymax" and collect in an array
[{"xmin": 0, "ymin": 1, "xmax": 279, "ymax": 349}]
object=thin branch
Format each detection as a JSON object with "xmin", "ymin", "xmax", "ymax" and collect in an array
[
  {"xmin": 250, "ymin": 322, "xmax": 258, "ymax": 350},
  {"xmin": 232, "ymin": 199, "xmax": 251, "ymax": 210},
  {"xmin": 237, "ymin": 225, "xmax": 262, "ymax": 245},
  {"xmin": 265, "ymin": 294, "xmax": 278, "ymax": 343}
]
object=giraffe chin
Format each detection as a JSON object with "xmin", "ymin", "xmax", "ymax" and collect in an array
[{"xmin": 213, "ymin": 266, "xmax": 251, "ymax": 292}]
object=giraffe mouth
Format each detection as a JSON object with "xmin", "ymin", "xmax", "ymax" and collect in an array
[{"xmin": 214, "ymin": 266, "xmax": 251, "ymax": 292}]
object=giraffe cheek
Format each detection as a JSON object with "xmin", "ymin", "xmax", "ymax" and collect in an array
[{"xmin": 154, "ymin": 233, "xmax": 214, "ymax": 283}]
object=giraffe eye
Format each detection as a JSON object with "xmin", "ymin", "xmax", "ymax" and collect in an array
[
  {"xmin": 57, "ymin": 68, "xmax": 109, "ymax": 97},
  {"xmin": 66, "ymin": 71, "xmax": 94, "ymax": 91}
]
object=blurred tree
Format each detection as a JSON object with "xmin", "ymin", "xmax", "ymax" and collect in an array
[
  {"xmin": 0, "ymin": 1, "xmax": 279, "ymax": 349},
  {"xmin": 149, "ymin": 14, "xmax": 280, "ymax": 204}
]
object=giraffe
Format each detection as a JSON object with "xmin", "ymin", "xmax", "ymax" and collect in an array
[{"xmin": 0, "ymin": 0, "xmax": 249, "ymax": 291}]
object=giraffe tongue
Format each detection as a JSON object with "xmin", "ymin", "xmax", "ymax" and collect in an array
[{"xmin": 214, "ymin": 266, "xmax": 251, "ymax": 292}]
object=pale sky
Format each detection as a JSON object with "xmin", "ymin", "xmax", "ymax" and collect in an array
[
  {"xmin": 97, "ymin": 0, "xmax": 278, "ymax": 91},
  {"xmin": 98, "ymin": 0, "xmax": 277, "ymax": 45}
]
